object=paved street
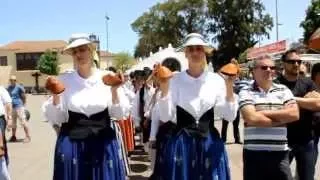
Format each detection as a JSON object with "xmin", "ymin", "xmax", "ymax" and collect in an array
[{"xmin": 6, "ymin": 95, "xmax": 320, "ymax": 180}]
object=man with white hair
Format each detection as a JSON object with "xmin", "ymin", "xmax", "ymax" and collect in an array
[{"xmin": 239, "ymin": 54, "xmax": 299, "ymax": 180}]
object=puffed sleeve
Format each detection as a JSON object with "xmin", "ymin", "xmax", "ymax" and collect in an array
[
  {"xmin": 42, "ymin": 94, "xmax": 68, "ymax": 126},
  {"xmin": 149, "ymin": 103, "xmax": 160, "ymax": 141},
  {"xmin": 214, "ymin": 75, "xmax": 238, "ymax": 122},
  {"xmin": 0, "ymin": 87, "xmax": 12, "ymax": 104},
  {"xmin": 130, "ymin": 91, "xmax": 141, "ymax": 127},
  {"xmin": 42, "ymin": 75, "xmax": 69, "ymax": 126},
  {"xmin": 109, "ymin": 86, "xmax": 130, "ymax": 120},
  {"xmin": 158, "ymin": 77, "xmax": 178, "ymax": 123},
  {"xmin": 123, "ymin": 85, "xmax": 136, "ymax": 106}
]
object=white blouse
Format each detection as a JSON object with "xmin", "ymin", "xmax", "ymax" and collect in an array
[
  {"xmin": 42, "ymin": 70, "xmax": 130, "ymax": 126},
  {"xmin": 158, "ymin": 70, "xmax": 238, "ymax": 124},
  {"xmin": 131, "ymin": 85, "xmax": 155, "ymax": 127},
  {"xmin": 149, "ymin": 102, "xmax": 160, "ymax": 141},
  {"xmin": 0, "ymin": 86, "xmax": 12, "ymax": 116}
]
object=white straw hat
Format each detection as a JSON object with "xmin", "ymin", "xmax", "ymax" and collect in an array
[
  {"xmin": 183, "ymin": 33, "xmax": 213, "ymax": 53},
  {"xmin": 64, "ymin": 33, "xmax": 95, "ymax": 55}
]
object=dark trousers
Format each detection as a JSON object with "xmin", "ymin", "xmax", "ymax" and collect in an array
[
  {"xmin": 289, "ymin": 140, "xmax": 315, "ymax": 180},
  {"xmin": 315, "ymin": 136, "xmax": 319, "ymax": 167},
  {"xmin": 243, "ymin": 149, "xmax": 293, "ymax": 180},
  {"xmin": 0, "ymin": 116, "xmax": 8, "ymax": 165},
  {"xmin": 140, "ymin": 118, "xmax": 151, "ymax": 143},
  {"xmin": 221, "ymin": 111, "xmax": 240, "ymax": 143}
]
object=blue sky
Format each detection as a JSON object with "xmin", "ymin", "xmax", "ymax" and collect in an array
[{"xmin": 0, "ymin": 0, "xmax": 311, "ymax": 54}]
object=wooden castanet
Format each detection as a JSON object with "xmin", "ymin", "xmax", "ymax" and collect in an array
[
  {"xmin": 220, "ymin": 59, "xmax": 240, "ymax": 76},
  {"xmin": 155, "ymin": 64, "xmax": 173, "ymax": 79},
  {"xmin": 45, "ymin": 77, "xmax": 65, "ymax": 94},
  {"xmin": 102, "ymin": 73, "xmax": 123, "ymax": 86},
  {"xmin": 146, "ymin": 64, "xmax": 173, "ymax": 84}
]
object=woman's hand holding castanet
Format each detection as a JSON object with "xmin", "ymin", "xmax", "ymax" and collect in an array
[
  {"xmin": 153, "ymin": 64, "xmax": 173, "ymax": 98},
  {"xmin": 219, "ymin": 61, "xmax": 239, "ymax": 102},
  {"xmin": 102, "ymin": 72, "xmax": 124, "ymax": 104},
  {"xmin": 45, "ymin": 76, "xmax": 65, "ymax": 106}
]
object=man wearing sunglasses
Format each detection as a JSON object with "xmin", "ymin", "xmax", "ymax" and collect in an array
[
  {"xmin": 239, "ymin": 54, "xmax": 299, "ymax": 180},
  {"xmin": 276, "ymin": 49, "xmax": 320, "ymax": 180}
]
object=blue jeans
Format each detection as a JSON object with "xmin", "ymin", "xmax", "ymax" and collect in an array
[{"xmin": 289, "ymin": 140, "xmax": 315, "ymax": 180}]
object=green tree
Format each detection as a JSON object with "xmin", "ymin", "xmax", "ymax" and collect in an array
[
  {"xmin": 113, "ymin": 52, "xmax": 135, "ymax": 72},
  {"xmin": 37, "ymin": 50, "xmax": 59, "ymax": 75},
  {"xmin": 207, "ymin": 0, "xmax": 273, "ymax": 68},
  {"xmin": 300, "ymin": 0, "xmax": 320, "ymax": 42},
  {"xmin": 131, "ymin": 0, "xmax": 207, "ymax": 57},
  {"xmin": 132, "ymin": 0, "xmax": 273, "ymax": 68},
  {"xmin": 238, "ymin": 49, "xmax": 249, "ymax": 64}
]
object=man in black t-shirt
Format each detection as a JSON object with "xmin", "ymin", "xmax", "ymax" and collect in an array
[
  {"xmin": 310, "ymin": 63, "xmax": 320, "ymax": 171},
  {"xmin": 276, "ymin": 49, "xmax": 320, "ymax": 180}
]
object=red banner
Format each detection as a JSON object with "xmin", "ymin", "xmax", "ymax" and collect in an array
[{"xmin": 247, "ymin": 40, "xmax": 287, "ymax": 59}]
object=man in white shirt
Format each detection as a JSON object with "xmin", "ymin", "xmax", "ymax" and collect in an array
[
  {"xmin": 131, "ymin": 69, "xmax": 155, "ymax": 152},
  {"xmin": 0, "ymin": 85, "xmax": 12, "ymax": 180}
]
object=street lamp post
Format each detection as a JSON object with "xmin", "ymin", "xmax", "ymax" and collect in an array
[
  {"xmin": 105, "ymin": 13, "xmax": 110, "ymax": 52},
  {"xmin": 275, "ymin": 0, "xmax": 283, "ymax": 41},
  {"xmin": 276, "ymin": 0, "xmax": 279, "ymax": 41}
]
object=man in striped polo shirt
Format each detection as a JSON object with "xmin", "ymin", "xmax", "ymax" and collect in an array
[{"xmin": 239, "ymin": 55, "xmax": 299, "ymax": 180}]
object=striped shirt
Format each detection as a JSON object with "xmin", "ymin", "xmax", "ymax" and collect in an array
[
  {"xmin": 239, "ymin": 82, "xmax": 296, "ymax": 151},
  {"xmin": 234, "ymin": 79, "xmax": 253, "ymax": 94}
]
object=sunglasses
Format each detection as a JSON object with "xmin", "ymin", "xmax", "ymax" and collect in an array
[
  {"xmin": 256, "ymin": 65, "xmax": 276, "ymax": 71},
  {"xmin": 186, "ymin": 46, "xmax": 204, "ymax": 52},
  {"xmin": 283, "ymin": 59, "xmax": 302, "ymax": 65}
]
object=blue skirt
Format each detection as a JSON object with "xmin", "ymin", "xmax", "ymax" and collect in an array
[
  {"xmin": 53, "ymin": 134, "xmax": 125, "ymax": 180},
  {"xmin": 153, "ymin": 130, "xmax": 230, "ymax": 180}
]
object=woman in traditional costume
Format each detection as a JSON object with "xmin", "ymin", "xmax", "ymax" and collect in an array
[
  {"xmin": 43, "ymin": 33, "xmax": 129, "ymax": 180},
  {"xmin": 152, "ymin": 33, "xmax": 238, "ymax": 180}
]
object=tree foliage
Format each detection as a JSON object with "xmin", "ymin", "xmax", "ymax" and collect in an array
[
  {"xmin": 300, "ymin": 0, "xmax": 320, "ymax": 42},
  {"xmin": 37, "ymin": 50, "xmax": 59, "ymax": 75},
  {"xmin": 113, "ymin": 52, "xmax": 135, "ymax": 72},
  {"xmin": 207, "ymin": 0, "xmax": 273, "ymax": 67},
  {"xmin": 131, "ymin": 0, "xmax": 207, "ymax": 58},
  {"xmin": 238, "ymin": 50, "xmax": 249, "ymax": 64},
  {"xmin": 132, "ymin": 0, "xmax": 273, "ymax": 68}
]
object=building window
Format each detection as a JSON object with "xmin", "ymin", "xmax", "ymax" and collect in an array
[
  {"xmin": 16, "ymin": 53, "xmax": 43, "ymax": 71},
  {"xmin": 0, "ymin": 56, "xmax": 7, "ymax": 66}
]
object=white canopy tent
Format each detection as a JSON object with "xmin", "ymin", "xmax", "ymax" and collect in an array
[{"xmin": 128, "ymin": 44, "xmax": 188, "ymax": 73}]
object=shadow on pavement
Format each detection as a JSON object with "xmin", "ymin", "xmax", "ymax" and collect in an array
[
  {"xmin": 129, "ymin": 175, "xmax": 149, "ymax": 180},
  {"xmin": 6, "ymin": 138, "xmax": 25, "ymax": 143},
  {"xmin": 131, "ymin": 150, "xmax": 148, "ymax": 156},
  {"xmin": 130, "ymin": 163, "xmax": 149, "ymax": 173},
  {"xmin": 130, "ymin": 156, "xmax": 150, "ymax": 162}
]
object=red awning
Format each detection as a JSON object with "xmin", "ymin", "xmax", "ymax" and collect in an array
[{"xmin": 309, "ymin": 28, "xmax": 320, "ymax": 50}]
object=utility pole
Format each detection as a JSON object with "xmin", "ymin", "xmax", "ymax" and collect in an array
[
  {"xmin": 105, "ymin": 13, "xmax": 110, "ymax": 52},
  {"xmin": 276, "ymin": 0, "xmax": 279, "ymax": 41}
]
